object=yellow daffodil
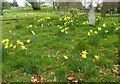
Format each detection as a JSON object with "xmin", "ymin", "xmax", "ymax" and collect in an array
[
  {"xmin": 114, "ymin": 23, "xmax": 116, "ymax": 25},
  {"xmin": 21, "ymin": 45, "xmax": 27, "ymax": 50},
  {"xmin": 26, "ymin": 39, "xmax": 31, "ymax": 43},
  {"xmin": 115, "ymin": 27, "xmax": 119, "ymax": 31},
  {"xmin": 64, "ymin": 23, "xmax": 67, "ymax": 25},
  {"xmin": 87, "ymin": 32, "xmax": 91, "ymax": 36},
  {"xmin": 6, "ymin": 39, "xmax": 9, "ymax": 43},
  {"xmin": 94, "ymin": 31, "xmax": 98, "ymax": 34},
  {"xmin": 81, "ymin": 50, "xmax": 87, "ymax": 58},
  {"xmin": 64, "ymin": 55, "xmax": 68, "ymax": 60},
  {"xmin": 64, "ymin": 17, "xmax": 67, "ymax": 20},
  {"xmin": 81, "ymin": 54, "xmax": 87, "ymax": 59},
  {"xmin": 83, "ymin": 22, "xmax": 86, "ymax": 25},
  {"xmin": 2, "ymin": 40, "xmax": 6, "ymax": 44},
  {"xmin": 82, "ymin": 50, "xmax": 87, "ymax": 54},
  {"xmin": 29, "ymin": 25, "xmax": 32, "ymax": 28},
  {"xmin": 90, "ymin": 29, "xmax": 93, "ymax": 33},
  {"xmin": 70, "ymin": 20, "xmax": 73, "ymax": 22},
  {"xmin": 89, "ymin": 22, "xmax": 92, "ymax": 24},
  {"xmin": 65, "ymin": 31, "xmax": 68, "ymax": 34},
  {"xmin": 46, "ymin": 17, "xmax": 50, "ymax": 19},
  {"xmin": 65, "ymin": 28, "xmax": 69, "ymax": 30},
  {"xmin": 16, "ymin": 40, "xmax": 24, "ymax": 45},
  {"xmin": 61, "ymin": 29, "xmax": 65, "ymax": 33},
  {"xmin": 4, "ymin": 44, "xmax": 8, "ymax": 49},
  {"xmin": 41, "ymin": 24, "xmax": 44, "ymax": 27},
  {"xmin": 103, "ymin": 23, "xmax": 106, "ymax": 27},
  {"xmin": 57, "ymin": 25, "xmax": 60, "ymax": 27},
  {"xmin": 59, "ymin": 26, "xmax": 62, "ymax": 29},
  {"xmin": 10, "ymin": 44, "xmax": 13, "ymax": 48},
  {"xmin": 13, "ymin": 45, "xmax": 16, "ymax": 49},
  {"xmin": 95, "ymin": 55, "xmax": 100, "ymax": 60},
  {"xmin": 98, "ymin": 27, "xmax": 102, "ymax": 31},
  {"xmin": 59, "ymin": 18, "xmax": 62, "ymax": 21},
  {"xmin": 9, "ymin": 30, "xmax": 12, "ymax": 33},
  {"xmin": 16, "ymin": 40, "xmax": 21, "ymax": 44},
  {"xmin": 105, "ymin": 30, "xmax": 108, "ymax": 33},
  {"xmin": 31, "ymin": 30, "xmax": 35, "ymax": 35},
  {"xmin": 26, "ymin": 26, "xmax": 29, "ymax": 29}
]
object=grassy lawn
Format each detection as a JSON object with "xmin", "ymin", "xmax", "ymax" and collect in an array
[{"xmin": 2, "ymin": 6, "xmax": 120, "ymax": 82}]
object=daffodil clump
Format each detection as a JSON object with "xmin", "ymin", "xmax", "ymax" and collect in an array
[
  {"xmin": 16, "ymin": 39, "xmax": 27, "ymax": 50},
  {"xmin": 96, "ymin": 16, "xmax": 103, "ymax": 21},
  {"xmin": 2, "ymin": 39, "xmax": 16, "ymax": 49},
  {"xmin": 57, "ymin": 25, "xmax": 69, "ymax": 34},
  {"xmin": 87, "ymin": 29, "xmax": 98, "ymax": 36},
  {"xmin": 37, "ymin": 16, "xmax": 51, "ymax": 28},
  {"xmin": 2, "ymin": 39, "xmax": 10, "ymax": 49},
  {"xmin": 2, "ymin": 39, "xmax": 29, "ymax": 50},
  {"xmin": 83, "ymin": 21, "xmax": 89, "ymax": 25}
]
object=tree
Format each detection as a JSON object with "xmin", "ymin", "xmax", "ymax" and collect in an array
[
  {"xmin": 12, "ymin": 0, "xmax": 18, "ymax": 7},
  {"xmin": 118, "ymin": 1, "xmax": 120, "ymax": 13},
  {"xmin": 88, "ymin": 3, "xmax": 96, "ymax": 25},
  {"xmin": 0, "ymin": 0, "xmax": 12, "ymax": 15},
  {"xmin": 88, "ymin": 1, "xmax": 99, "ymax": 25},
  {"xmin": 26, "ymin": 0, "xmax": 41, "ymax": 10}
]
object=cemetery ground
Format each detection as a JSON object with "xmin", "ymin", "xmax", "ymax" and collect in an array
[{"xmin": 2, "ymin": 7, "xmax": 120, "ymax": 82}]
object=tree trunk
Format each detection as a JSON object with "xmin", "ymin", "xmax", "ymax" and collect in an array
[
  {"xmin": 88, "ymin": 7, "xmax": 96, "ymax": 25},
  {"xmin": 118, "ymin": 1, "xmax": 120, "ymax": 13},
  {"xmin": 26, "ymin": 0, "xmax": 41, "ymax": 10},
  {"xmin": 101, "ymin": 2, "xmax": 106, "ymax": 17}
]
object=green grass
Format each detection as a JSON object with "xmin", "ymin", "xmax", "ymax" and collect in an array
[{"xmin": 2, "ymin": 6, "xmax": 120, "ymax": 82}]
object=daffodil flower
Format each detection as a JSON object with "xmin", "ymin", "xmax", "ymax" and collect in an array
[
  {"xmin": 103, "ymin": 23, "xmax": 106, "ymax": 27},
  {"xmin": 82, "ymin": 50, "xmax": 87, "ymax": 54},
  {"xmin": 57, "ymin": 25, "xmax": 60, "ymax": 27},
  {"xmin": 31, "ymin": 30, "xmax": 35, "ymax": 35},
  {"xmin": 9, "ymin": 30, "xmax": 12, "ymax": 33},
  {"xmin": 94, "ymin": 31, "xmax": 98, "ymax": 34},
  {"xmin": 4, "ymin": 44, "xmax": 8, "ymax": 49},
  {"xmin": 41, "ymin": 24, "xmax": 44, "ymax": 27},
  {"xmin": 105, "ymin": 30, "xmax": 108, "ymax": 33},
  {"xmin": 59, "ymin": 18, "xmax": 62, "ymax": 21},
  {"xmin": 98, "ymin": 27, "xmax": 102, "ymax": 31},
  {"xmin": 115, "ymin": 27, "xmax": 119, "ymax": 31},
  {"xmin": 10, "ymin": 44, "xmax": 13, "ymax": 48},
  {"xmin": 81, "ymin": 50, "xmax": 87, "ymax": 59},
  {"xmin": 64, "ymin": 55, "xmax": 69, "ymax": 60},
  {"xmin": 13, "ymin": 45, "xmax": 16, "ymax": 49},
  {"xmin": 81, "ymin": 54, "xmax": 87, "ymax": 59},
  {"xmin": 29, "ymin": 25, "xmax": 32, "ymax": 28},
  {"xmin": 65, "ymin": 31, "xmax": 68, "ymax": 34},
  {"xmin": 87, "ymin": 32, "xmax": 91, "ymax": 36},
  {"xmin": 21, "ymin": 45, "xmax": 27, "ymax": 50},
  {"xmin": 90, "ymin": 29, "xmax": 93, "ymax": 33},
  {"xmin": 83, "ymin": 22, "xmax": 86, "ymax": 25},
  {"xmin": 95, "ymin": 55, "xmax": 100, "ymax": 60},
  {"xmin": 89, "ymin": 22, "xmax": 92, "ymax": 24},
  {"xmin": 16, "ymin": 40, "xmax": 24, "ymax": 45},
  {"xmin": 26, "ymin": 39, "xmax": 31, "ymax": 43},
  {"xmin": 59, "ymin": 26, "xmax": 62, "ymax": 29},
  {"xmin": 61, "ymin": 29, "xmax": 65, "ymax": 33},
  {"xmin": 2, "ymin": 40, "xmax": 6, "ymax": 44},
  {"xmin": 6, "ymin": 39, "xmax": 9, "ymax": 43},
  {"xmin": 65, "ymin": 28, "xmax": 69, "ymax": 30}
]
